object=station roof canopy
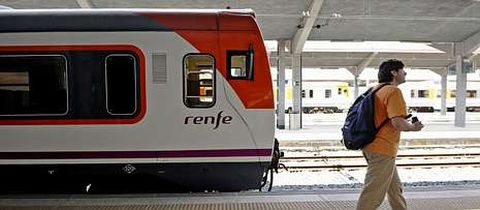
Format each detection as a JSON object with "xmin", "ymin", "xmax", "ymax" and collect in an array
[{"xmin": 1, "ymin": 0, "xmax": 480, "ymax": 69}]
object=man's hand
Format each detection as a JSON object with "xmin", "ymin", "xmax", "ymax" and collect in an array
[
  {"xmin": 391, "ymin": 117, "xmax": 424, "ymax": 132},
  {"xmin": 410, "ymin": 121, "xmax": 424, "ymax": 131}
]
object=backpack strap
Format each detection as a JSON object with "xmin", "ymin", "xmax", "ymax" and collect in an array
[
  {"xmin": 372, "ymin": 83, "xmax": 389, "ymax": 93},
  {"xmin": 372, "ymin": 83, "xmax": 390, "ymax": 131},
  {"xmin": 352, "ymin": 83, "xmax": 380, "ymax": 107},
  {"xmin": 377, "ymin": 118, "xmax": 390, "ymax": 131}
]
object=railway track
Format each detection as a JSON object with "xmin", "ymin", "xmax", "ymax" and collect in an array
[
  {"xmin": 280, "ymin": 152, "xmax": 480, "ymax": 170},
  {"xmin": 281, "ymin": 144, "xmax": 480, "ymax": 151}
]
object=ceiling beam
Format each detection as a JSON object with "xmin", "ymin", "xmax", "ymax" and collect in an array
[
  {"xmin": 458, "ymin": 29, "xmax": 480, "ymax": 56},
  {"xmin": 291, "ymin": 0, "xmax": 324, "ymax": 54},
  {"xmin": 469, "ymin": 53, "xmax": 480, "ymax": 61},
  {"xmin": 269, "ymin": 51, "xmax": 455, "ymax": 69},
  {"xmin": 356, "ymin": 52, "xmax": 378, "ymax": 75},
  {"xmin": 76, "ymin": 0, "xmax": 95, "ymax": 8},
  {"xmin": 429, "ymin": 42, "xmax": 454, "ymax": 58}
]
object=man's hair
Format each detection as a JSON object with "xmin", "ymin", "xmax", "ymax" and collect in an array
[{"xmin": 378, "ymin": 59, "xmax": 405, "ymax": 83}]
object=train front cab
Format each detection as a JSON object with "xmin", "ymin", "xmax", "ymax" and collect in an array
[{"xmin": 168, "ymin": 11, "xmax": 275, "ymax": 191}]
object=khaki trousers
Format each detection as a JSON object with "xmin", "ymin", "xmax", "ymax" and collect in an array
[{"xmin": 356, "ymin": 150, "xmax": 407, "ymax": 210}]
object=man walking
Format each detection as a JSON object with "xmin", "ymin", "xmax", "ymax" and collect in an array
[{"xmin": 357, "ymin": 59, "xmax": 424, "ymax": 210}]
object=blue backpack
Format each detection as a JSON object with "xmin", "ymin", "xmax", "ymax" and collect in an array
[{"xmin": 341, "ymin": 83, "xmax": 389, "ymax": 150}]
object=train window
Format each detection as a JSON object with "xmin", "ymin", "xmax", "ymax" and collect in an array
[
  {"xmin": 183, "ymin": 54, "xmax": 215, "ymax": 108},
  {"xmin": 0, "ymin": 55, "xmax": 68, "ymax": 115},
  {"xmin": 450, "ymin": 90, "xmax": 456, "ymax": 98},
  {"xmin": 105, "ymin": 55, "xmax": 137, "ymax": 115},
  {"xmin": 301, "ymin": 90, "xmax": 306, "ymax": 98},
  {"xmin": 410, "ymin": 90, "xmax": 415, "ymax": 98},
  {"xmin": 227, "ymin": 49, "xmax": 253, "ymax": 80},
  {"xmin": 309, "ymin": 90, "xmax": 314, "ymax": 98},
  {"xmin": 338, "ymin": 88, "xmax": 342, "ymax": 95},
  {"xmin": 467, "ymin": 90, "xmax": 477, "ymax": 98},
  {"xmin": 418, "ymin": 90, "xmax": 428, "ymax": 98},
  {"xmin": 325, "ymin": 89, "xmax": 332, "ymax": 98}
]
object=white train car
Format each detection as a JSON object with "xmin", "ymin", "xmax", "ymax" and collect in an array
[
  {"xmin": 399, "ymin": 80, "xmax": 480, "ymax": 112},
  {"xmin": 0, "ymin": 9, "xmax": 275, "ymax": 192},
  {"xmin": 277, "ymin": 80, "xmax": 480, "ymax": 114},
  {"xmin": 300, "ymin": 81, "xmax": 352, "ymax": 113},
  {"xmin": 446, "ymin": 82, "xmax": 480, "ymax": 112},
  {"xmin": 399, "ymin": 81, "xmax": 437, "ymax": 112},
  {"xmin": 276, "ymin": 81, "xmax": 352, "ymax": 113}
]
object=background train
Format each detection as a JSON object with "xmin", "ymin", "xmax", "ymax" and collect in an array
[
  {"xmin": 0, "ymin": 9, "xmax": 275, "ymax": 193},
  {"xmin": 274, "ymin": 71, "xmax": 480, "ymax": 114}
]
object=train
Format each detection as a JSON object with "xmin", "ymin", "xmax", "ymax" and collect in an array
[
  {"xmin": 276, "ymin": 80, "xmax": 480, "ymax": 114},
  {"xmin": 0, "ymin": 9, "xmax": 277, "ymax": 193},
  {"xmin": 402, "ymin": 80, "xmax": 480, "ymax": 112}
]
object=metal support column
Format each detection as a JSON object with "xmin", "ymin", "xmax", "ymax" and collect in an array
[
  {"xmin": 290, "ymin": 53, "xmax": 302, "ymax": 130},
  {"xmin": 349, "ymin": 52, "xmax": 377, "ymax": 99},
  {"xmin": 431, "ymin": 68, "xmax": 449, "ymax": 115},
  {"xmin": 440, "ymin": 68, "xmax": 448, "ymax": 115},
  {"xmin": 353, "ymin": 73, "xmax": 359, "ymax": 99},
  {"xmin": 276, "ymin": 40, "xmax": 286, "ymax": 129},
  {"xmin": 455, "ymin": 55, "xmax": 467, "ymax": 127},
  {"xmin": 346, "ymin": 67, "xmax": 360, "ymax": 99},
  {"xmin": 347, "ymin": 67, "xmax": 360, "ymax": 103}
]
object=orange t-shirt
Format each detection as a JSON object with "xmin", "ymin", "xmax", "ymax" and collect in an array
[{"xmin": 363, "ymin": 84, "xmax": 407, "ymax": 157}]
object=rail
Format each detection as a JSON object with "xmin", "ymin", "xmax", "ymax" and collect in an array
[{"xmin": 281, "ymin": 153, "xmax": 480, "ymax": 169}]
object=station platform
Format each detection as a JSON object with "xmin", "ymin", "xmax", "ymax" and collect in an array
[
  {"xmin": 276, "ymin": 125, "xmax": 480, "ymax": 142},
  {"xmin": 275, "ymin": 126, "xmax": 480, "ymax": 150},
  {"xmin": 1, "ymin": 187, "xmax": 480, "ymax": 210}
]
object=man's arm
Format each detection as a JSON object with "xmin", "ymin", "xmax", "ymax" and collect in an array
[{"xmin": 391, "ymin": 116, "xmax": 424, "ymax": 131}]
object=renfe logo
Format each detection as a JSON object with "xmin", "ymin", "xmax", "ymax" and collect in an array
[{"xmin": 184, "ymin": 111, "xmax": 233, "ymax": 129}]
